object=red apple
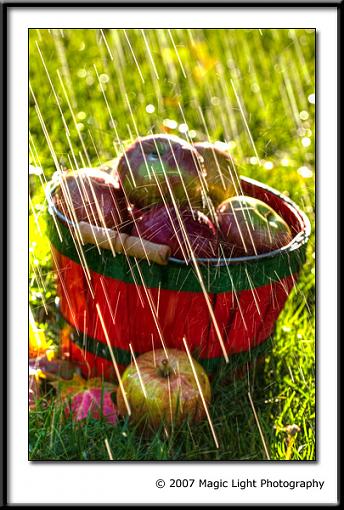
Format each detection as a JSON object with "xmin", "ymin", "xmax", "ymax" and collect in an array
[
  {"xmin": 217, "ymin": 195, "xmax": 293, "ymax": 256},
  {"xmin": 117, "ymin": 134, "xmax": 206, "ymax": 208},
  {"xmin": 53, "ymin": 167, "xmax": 131, "ymax": 232},
  {"xmin": 194, "ymin": 142, "xmax": 240, "ymax": 205},
  {"xmin": 116, "ymin": 348, "xmax": 211, "ymax": 431},
  {"xmin": 131, "ymin": 204, "xmax": 218, "ymax": 260}
]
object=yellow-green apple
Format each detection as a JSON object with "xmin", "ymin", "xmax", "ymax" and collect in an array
[
  {"xmin": 217, "ymin": 195, "xmax": 292, "ymax": 256},
  {"xmin": 193, "ymin": 142, "xmax": 240, "ymax": 205},
  {"xmin": 117, "ymin": 348, "xmax": 211, "ymax": 431}
]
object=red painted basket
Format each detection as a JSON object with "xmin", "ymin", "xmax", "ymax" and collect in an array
[{"xmin": 46, "ymin": 176, "xmax": 310, "ymax": 380}]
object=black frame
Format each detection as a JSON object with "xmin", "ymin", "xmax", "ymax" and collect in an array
[{"xmin": 1, "ymin": 1, "xmax": 341, "ymax": 506}]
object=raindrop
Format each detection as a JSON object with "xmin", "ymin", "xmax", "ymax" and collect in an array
[
  {"xmin": 264, "ymin": 161, "xmax": 274, "ymax": 170},
  {"xmin": 79, "ymin": 42, "xmax": 86, "ymax": 51},
  {"xmin": 188, "ymin": 130, "xmax": 197, "ymax": 139},
  {"xmin": 76, "ymin": 122, "xmax": 85, "ymax": 131},
  {"xmin": 281, "ymin": 158, "xmax": 289, "ymax": 167},
  {"xmin": 250, "ymin": 157, "xmax": 258, "ymax": 165}
]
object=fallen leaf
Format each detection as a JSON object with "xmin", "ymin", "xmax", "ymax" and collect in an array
[
  {"xmin": 64, "ymin": 388, "xmax": 118, "ymax": 425},
  {"xmin": 51, "ymin": 374, "xmax": 116, "ymax": 400}
]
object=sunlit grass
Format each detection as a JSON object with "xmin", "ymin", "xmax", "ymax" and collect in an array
[{"xmin": 29, "ymin": 28, "xmax": 315, "ymax": 461}]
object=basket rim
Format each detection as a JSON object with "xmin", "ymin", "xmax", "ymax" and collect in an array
[{"xmin": 45, "ymin": 174, "xmax": 311, "ymax": 267}]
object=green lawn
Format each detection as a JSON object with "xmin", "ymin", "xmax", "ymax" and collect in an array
[{"xmin": 29, "ymin": 28, "xmax": 315, "ymax": 461}]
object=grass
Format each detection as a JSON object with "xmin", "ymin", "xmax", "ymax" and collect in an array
[{"xmin": 29, "ymin": 28, "xmax": 315, "ymax": 461}]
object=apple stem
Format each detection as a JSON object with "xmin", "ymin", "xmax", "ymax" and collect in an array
[{"xmin": 159, "ymin": 359, "xmax": 171, "ymax": 378}]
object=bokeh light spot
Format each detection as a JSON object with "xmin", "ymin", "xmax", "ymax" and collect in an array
[
  {"xmin": 178, "ymin": 123, "xmax": 189, "ymax": 134},
  {"xmin": 308, "ymin": 93, "xmax": 315, "ymax": 104},
  {"xmin": 298, "ymin": 166, "xmax": 313, "ymax": 178},
  {"xmin": 299, "ymin": 110, "xmax": 309, "ymax": 120},
  {"xmin": 302, "ymin": 137, "xmax": 311, "ymax": 148},
  {"xmin": 99, "ymin": 73, "xmax": 110, "ymax": 83},
  {"xmin": 77, "ymin": 68, "xmax": 87, "ymax": 78},
  {"xmin": 163, "ymin": 119, "xmax": 177, "ymax": 129},
  {"xmin": 145, "ymin": 104, "xmax": 155, "ymax": 114}
]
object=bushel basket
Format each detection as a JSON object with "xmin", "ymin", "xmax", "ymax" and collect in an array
[{"xmin": 46, "ymin": 176, "xmax": 310, "ymax": 380}]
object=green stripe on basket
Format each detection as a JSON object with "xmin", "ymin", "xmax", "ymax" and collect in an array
[
  {"xmin": 69, "ymin": 327, "xmax": 273, "ymax": 372},
  {"xmin": 47, "ymin": 212, "xmax": 306, "ymax": 293},
  {"xmin": 197, "ymin": 337, "xmax": 273, "ymax": 372},
  {"xmin": 71, "ymin": 331, "xmax": 132, "ymax": 366}
]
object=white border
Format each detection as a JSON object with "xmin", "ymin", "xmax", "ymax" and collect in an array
[{"xmin": 9, "ymin": 6, "xmax": 337, "ymax": 505}]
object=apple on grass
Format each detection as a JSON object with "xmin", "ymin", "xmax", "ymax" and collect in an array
[
  {"xmin": 217, "ymin": 195, "xmax": 293, "ymax": 256},
  {"xmin": 131, "ymin": 203, "xmax": 219, "ymax": 260},
  {"xmin": 193, "ymin": 142, "xmax": 240, "ymax": 206},
  {"xmin": 117, "ymin": 349, "xmax": 211, "ymax": 432},
  {"xmin": 117, "ymin": 134, "xmax": 206, "ymax": 208},
  {"xmin": 53, "ymin": 167, "xmax": 131, "ymax": 232}
]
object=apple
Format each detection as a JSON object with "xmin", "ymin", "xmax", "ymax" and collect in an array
[
  {"xmin": 116, "ymin": 134, "xmax": 206, "ymax": 208},
  {"xmin": 117, "ymin": 348, "xmax": 211, "ymax": 431},
  {"xmin": 193, "ymin": 142, "xmax": 240, "ymax": 205},
  {"xmin": 53, "ymin": 167, "xmax": 131, "ymax": 232},
  {"xmin": 131, "ymin": 204, "xmax": 218, "ymax": 260},
  {"xmin": 217, "ymin": 195, "xmax": 293, "ymax": 256}
]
